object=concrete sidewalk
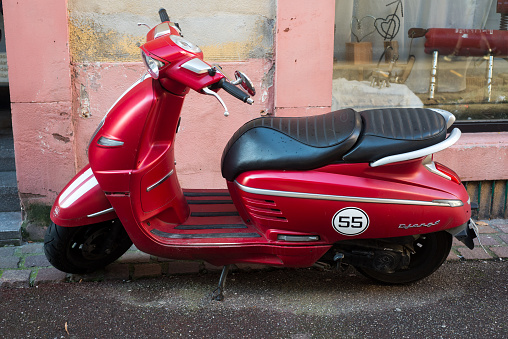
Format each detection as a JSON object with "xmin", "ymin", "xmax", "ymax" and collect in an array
[{"xmin": 0, "ymin": 219, "xmax": 507, "ymax": 288}]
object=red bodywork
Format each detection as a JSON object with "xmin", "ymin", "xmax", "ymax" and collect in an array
[{"xmin": 50, "ymin": 21, "xmax": 471, "ymax": 268}]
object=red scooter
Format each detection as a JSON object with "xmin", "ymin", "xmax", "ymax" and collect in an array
[{"xmin": 45, "ymin": 9, "xmax": 477, "ymax": 300}]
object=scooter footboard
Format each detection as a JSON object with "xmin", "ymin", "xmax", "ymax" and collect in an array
[{"xmin": 51, "ymin": 165, "xmax": 117, "ymax": 226}]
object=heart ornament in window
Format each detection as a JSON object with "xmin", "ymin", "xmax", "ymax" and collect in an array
[
  {"xmin": 350, "ymin": 16, "xmax": 377, "ymax": 42},
  {"xmin": 374, "ymin": 14, "xmax": 401, "ymax": 41}
]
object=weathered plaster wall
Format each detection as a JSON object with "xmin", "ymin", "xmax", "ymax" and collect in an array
[
  {"xmin": 69, "ymin": 0, "xmax": 276, "ymax": 189},
  {"xmin": 4, "ymin": 0, "xmax": 74, "ymax": 206},
  {"xmin": 68, "ymin": 0, "xmax": 275, "ymax": 62}
]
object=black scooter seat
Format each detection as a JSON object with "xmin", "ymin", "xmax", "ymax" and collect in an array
[
  {"xmin": 221, "ymin": 109, "xmax": 362, "ymax": 181},
  {"xmin": 342, "ymin": 108, "xmax": 448, "ymax": 163},
  {"xmin": 221, "ymin": 107, "xmax": 448, "ymax": 181}
]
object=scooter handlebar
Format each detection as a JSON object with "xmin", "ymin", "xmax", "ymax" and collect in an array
[
  {"xmin": 217, "ymin": 78, "xmax": 253, "ymax": 105},
  {"xmin": 159, "ymin": 8, "xmax": 170, "ymax": 22}
]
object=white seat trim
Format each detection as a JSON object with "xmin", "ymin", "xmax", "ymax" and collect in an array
[{"xmin": 370, "ymin": 128, "xmax": 461, "ymax": 167}]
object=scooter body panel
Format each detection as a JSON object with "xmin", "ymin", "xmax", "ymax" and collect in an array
[
  {"xmin": 231, "ymin": 159, "xmax": 471, "ymax": 243},
  {"xmin": 105, "ymin": 189, "xmax": 331, "ymax": 267},
  {"xmin": 50, "ymin": 165, "xmax": 117, "ymax": 227},
  {"xmin": 88, "ymin": 76, "xmax": 190, "ymax": 225}
]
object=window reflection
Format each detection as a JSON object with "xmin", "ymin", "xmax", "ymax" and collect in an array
[{"xmin": 333, "ymin": 0, "xmax": 508, "ymax": 120}]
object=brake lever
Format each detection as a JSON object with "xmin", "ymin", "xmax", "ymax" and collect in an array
[
  {"xmin": 137, "ymin": 23, "xmax": 152, "ymax": 30},
  {"xmin": 202, "ymin": 87, "xmax": 230, "ymax": 117}
]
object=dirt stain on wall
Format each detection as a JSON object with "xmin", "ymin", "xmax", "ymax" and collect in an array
[
  {"xmin": 69, "ymin": 16, "xmax": 144, "ymax": 63},
  {"xmin": 69, "ymin": 13, "xmax": 274, "ymax": 63}
]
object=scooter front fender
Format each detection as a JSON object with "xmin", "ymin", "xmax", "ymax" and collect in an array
[{"xmin": 50, "ymin": 165, "xmax": 117, "ymax": 227}]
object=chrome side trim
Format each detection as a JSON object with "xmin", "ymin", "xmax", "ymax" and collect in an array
[
  {"xmin": 432, "ymin": 199, "xmax": 464, "ymax": 207},
  {"xmin": 147, "ymin": 169, "xmax": 174, "ymax": 192},
  {"xmin": 181, "ymin": 58, "xmax": 210, "ymax": 74},
  {"xmin": 87, "ymin": 207, "xmax": 115, "ymax": 218},
  {"xmin": 277, "ymin": 235, "xmax": 320, "ymax": 242},
  {"xmin": 235, "ymin": 182, "xmax": 462, "ymax": 207},
  {"xmin": 370, "ymin": 128, "xmax": 461, "ymax": 167}
]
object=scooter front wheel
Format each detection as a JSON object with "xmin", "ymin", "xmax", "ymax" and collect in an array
[
  {"xmin": 355, "ymin": 231, "xmax": 452, "ymax": 284},
  {"xmin": 44, "ymin": 219, "xmax": 132, "ymax": 274}
]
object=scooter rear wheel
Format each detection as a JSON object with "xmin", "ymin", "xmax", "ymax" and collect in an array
[
  {"xmin": 44, "ymin": 219, "xmax": 132, "ymax": 274},
  {"xmin": 355, "ymin": 231, "xmax": 452, "ymax": 284}
]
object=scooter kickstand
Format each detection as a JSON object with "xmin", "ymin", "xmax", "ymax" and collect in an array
[{"xmin": 211, "ymin": 264, "xmax": 232, "ymax": 301}]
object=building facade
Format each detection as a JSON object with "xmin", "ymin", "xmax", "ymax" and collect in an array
[{"xmin": 3, "ymin": 0, "xmax": 508, "ymax": 218}]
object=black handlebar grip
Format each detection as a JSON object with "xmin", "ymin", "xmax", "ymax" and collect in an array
[
  {"xmin": 159, "ymin": 8, "xmax": 170, "ymax": 22},
  {"xmin": 218, "ymin": 79, "xmax": 251, "ymax": 103}
]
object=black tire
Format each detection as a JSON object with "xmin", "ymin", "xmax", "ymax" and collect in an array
[
  {"xmin": 355, "ymin": 231, "xmax": 452, "ymax": 284},
  {"xmin": 44, "ymin": 219, "xmax": 133, "ymax": 274}
]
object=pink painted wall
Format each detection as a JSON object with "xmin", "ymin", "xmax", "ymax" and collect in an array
[
  {"xmin": 3, "ymin": 0, "xmax": 508, "ymax": 212},
  {"xmin": 275, "ymin": 0, "xmax": 335, "ymax": 117},
  {"xmin": 435, "ymin": 132, "xmax": 508, "ymax": 181},
  {"xmin": 4, "ymin": 0, "xmax": 75, "ymax": 205}
]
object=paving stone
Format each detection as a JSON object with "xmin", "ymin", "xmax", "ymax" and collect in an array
[
  {"xmin": 0, "ymin": 238, "xmax": 21, "ymax": 246},
  {"xmin": 0, "ymin": 212, "xmax": 21, "ymax": 242},
  {"xmin": 20, "ymin": 242, "xmax": 44, "ymax": 254},
  {"xmin": 117, "ymin": 251, "xmax": 151, "ymax": 263},
  {"xmin": 104, "ymin": 264, "xmax": 130, "ymax": 280},
  {"xmin": 133, "ymin": 264, "xmax": 162, "ymax": 279},
  {"xmin": 0, "ymin": 269, "xmax": 31, "ymax": 287},
  {"xmin": 446, "ymin": 251, "xmax": 460, "ymax": 261},
  {"xmin": 0, "ymin": 256, "xmax": 20, "ymax": 269},
  {"xmin": 167, "ymin": 261, "xmax": 201, "ymax": 275},
  {"xmin": 499, "ymin": 233, "xmax": 508, "ymax": 244},
  {"xmin": 476, "ymin": 225, "xmax": 497, "ymax": 234},
  {"xmin": 34, "ymin": 267, "xmax": 67, "ymax": 285},
  {"xmin": 491, "ymin": 246, "xmax": 508, "ymax": 258},
  {"xmin": 457, "ymin": 247, "xmax": 493, "ymax": 260},
  {"xmin": 474, "ymin": 235, "xmax": 500, "ymax": 246},
  {"xmin": 452, "ymin": 238, "xmax": 466, "ymax": 247},
  {"xmin": 487, "ymin": 219, "xmax": 508, "ymax": 232},
  {"xmin": 69, "ymin": 270, "xmax": 104, "ymax": 282},
  {"xmin": 24, "ymin": 255, "xmax": 51, "ymax": 268},
  {"xmin": 488, "ymin": 219, "xmax": 508, "ymax": 227},
  {"xmin": 0, "ymin": 246, "xmax": 15, "ymax": 256}
]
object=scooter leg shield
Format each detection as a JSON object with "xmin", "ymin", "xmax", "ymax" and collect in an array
[{"xmin": 50, "ymin": 165, "xmax": 117, "ymax": 226}]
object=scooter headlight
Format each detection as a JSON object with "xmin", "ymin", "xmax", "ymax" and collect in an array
[{"xmin": 141, "ymin": 50, "xmax": 165, "ymax": 79}]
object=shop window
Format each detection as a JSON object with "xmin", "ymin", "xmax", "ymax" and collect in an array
[{"xmin": 333, "ymin": 0, "xmax": 508, "ymax": 131}]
